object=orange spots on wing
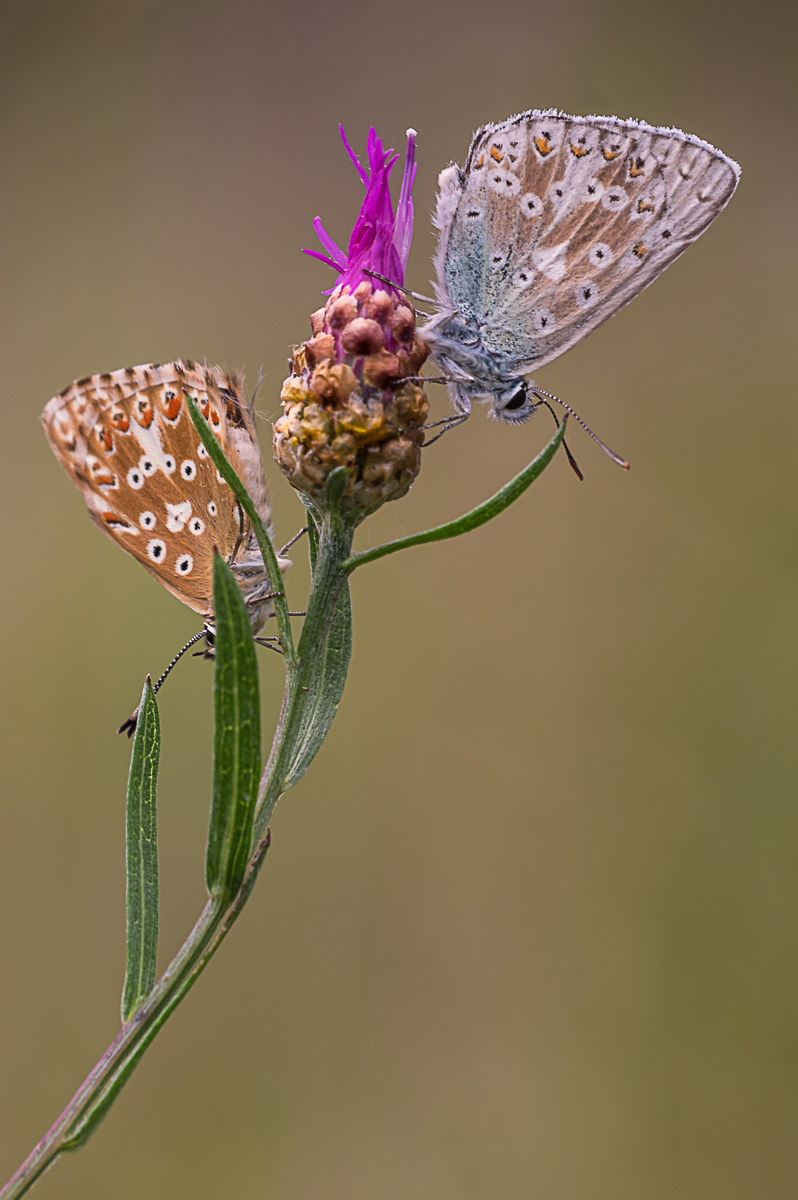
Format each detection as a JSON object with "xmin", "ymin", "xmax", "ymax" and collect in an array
[
  {"xmin": 110, "ymin": 407, "xmax": 130, "ymax": 432},
  {"xmin": 534, "ymin": 135, "xmax": 554, "ymax": 156},
  {"xmin": 489, "ymin": 146, "xmax": 504, "ymax": 163},
  {"xmin": 632, "ymin": 242, "xmax": 648, "ymax": 258},
  {"xmin": 161, "ymin": 389, "xmax": 182, "ymax": 420},
  {"xmin": 102, "ymin": 510, "xmax": 130, "ymax": 529},
  {"xmin": 636, "ymin": 198, "xmax": 655, "ymax": 214},
  {"xmin": 474, "ymin": 154, "xmax": 485, "ymax": 169},
  {"xmin": 602, "ymin": 147, "xmax": 621, "ymax": 161},
  {"xmin": 570, "ymin": 142, "xmax": 590, "ymax": 157},
  {"xmin": 209, "ymin": 407, "xmax": 221, "ymax": 426},
  {"xmin": 629, "ymin": 157, "xmax": 645, "ymax": 177},
  {"xmin": 199, "ymin": 395, "xmax": 210, "ymax": 419},
  {"xmin": 133, "ymin": 397, "xmax": 154, "ymax": 427},
  {"xmin": 92, "ymin": 466, "xmax": 116, "ymax": 486},
  {"xmin": 94, "ymin": 423, "xmax": 113, "ymax": 452}
]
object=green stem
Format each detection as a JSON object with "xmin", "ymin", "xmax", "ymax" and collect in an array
[
  {"xmin": 2, "ymin": 427, "xmax": 564, "ymax": 1197},
  {"xmin": 0, "ymin": 501, "xmax": 355, "ymax": 1200},
  {"xmin": 252, "ymin": 497, "xmax": 354, "ymax": 845}
]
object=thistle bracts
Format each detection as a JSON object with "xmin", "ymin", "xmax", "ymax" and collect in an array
[{"xmin": 275, "ymin": 280, "xmax": 429, "ymax": 518}]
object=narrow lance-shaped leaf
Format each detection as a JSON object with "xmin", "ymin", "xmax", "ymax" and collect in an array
[
  {"xmin": 283, "ymin": 580, "xmax": 352, "ymax": 790},
  {"xmin": 207, "ymin": 552, "xmax": 262, "ymax": 900},
  {"xmin": 122, "ymin": 676, "xmax": 160, "ymax": 1023},
  {"xmin": 186, "ymin": 394, "xmax": 297, "ymax": 669},
  {"xmin": 342, "ymin": 420, "xmax": 567, "ymax": 573}
]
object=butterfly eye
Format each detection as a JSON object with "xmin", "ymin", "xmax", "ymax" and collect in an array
[
  {"xmin": 139, "ymin": 511, "xmax": 156, "ymax": 529},
  {"xmin": 175, "ymin": 554, "xmax": 194, "ymax": 575},
  {"xmin": 127, "ymin": 467, "xmax": 145, "ymax": 490},
  {"xmin": 502, "ymin": 388, "xmax": 528, "ymax": 411},
  {"xmin": 189, "ymin": 518, "xmax": 205, "ymax": 536},
  {"xmin": 180, "ymin": 460, "xmax": 196, "ymax": 480},
  {"xmin": 146, "ymin": 539, "xmax": 167, "ymax": 563}
]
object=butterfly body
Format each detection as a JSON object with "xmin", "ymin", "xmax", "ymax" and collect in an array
[
  {"xmin": 42, "ymin": 360, "xmax": 289, "ymax": 632},
  {"xmin": 420, "ymin": 109, "xmax": 741, "ymax": 423}
]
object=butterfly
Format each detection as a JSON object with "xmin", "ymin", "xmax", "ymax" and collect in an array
[
  {"xmin": 42, "ymin": 360, "xmax": 290, "ymax": 636},
  {"xmin": 419, "ymin": 109, "xmax": 740, "ymax": 427}
]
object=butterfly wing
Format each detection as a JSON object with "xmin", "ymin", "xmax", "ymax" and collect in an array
[
  {"xmin": 42, "ymin": 360, "xmax": 276, "ymax": 617},
  {"xmin": 437, "ymin": 110, "xmax": 740, "ymax": 373}
]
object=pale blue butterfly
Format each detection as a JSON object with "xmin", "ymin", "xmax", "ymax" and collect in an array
[{"xmin": 417, "ymin": 109, "xmax": 740, "ymax": 462}]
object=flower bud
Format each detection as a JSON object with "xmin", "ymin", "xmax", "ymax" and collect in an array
[
  {"xmin": 274, "ymin": 279, "xmax": 429, "ymax": 519},
  {"xmin": 275, "ymin": 127, "xmax": 430, "ymax": 521}
]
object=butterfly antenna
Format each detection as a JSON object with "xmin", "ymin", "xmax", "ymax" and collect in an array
[
  {"xmin": 117, "ymin": 628, "xmax": 209, "ymax": 737},
  {"xmin": 533, "ymin": 398, "xmax": 584, "ymax": 481},
  {"xmin": 532, "ymin": 388, "xmax": 629, "ymax": 470}
]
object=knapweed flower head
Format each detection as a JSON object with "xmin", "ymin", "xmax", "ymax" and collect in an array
[{"xmin": 274, "ymin": 127, "xmax": 430, "ymax": 521}]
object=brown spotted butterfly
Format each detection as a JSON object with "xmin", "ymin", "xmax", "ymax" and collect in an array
[{"xmin": 42, "ymin": 360, "xmax": 289, "ymax": 633}]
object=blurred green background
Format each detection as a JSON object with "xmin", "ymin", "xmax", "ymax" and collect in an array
[{"xmin": 1, "ymin": 0, "xmax": 796, "ymax": 1196}]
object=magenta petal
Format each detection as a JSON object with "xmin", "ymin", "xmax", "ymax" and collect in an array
[
  {"xmin": 339, "ymin": 124, "xmax": 370, "ymax": 189},
  {"xmin": 311, "ymin": 217, "xmax": 347, "ymax": 268},
  {"xmin": 302, "ymin": 248, "xmax": 346, "ymax": 271},
  {"xmin": 307, "ymin": 124, "xmax": 418, "ymax": 295}
]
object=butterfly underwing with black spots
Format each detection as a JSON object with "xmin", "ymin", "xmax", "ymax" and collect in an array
[
  {"xmin": 420, "ymin": 109, "xmax": 740, "ymax": 423},
  {"xmin": 42, "ymin": 360, "xmax": 290, "ymax": 632}
]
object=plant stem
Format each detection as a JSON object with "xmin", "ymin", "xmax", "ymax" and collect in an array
[
  {"xmin": 252, "ymin": 504, "xmax": 354, "ymax": 844},
  {"xmin": 2, "ymin": 429, "xmax": 562, "ymax": 1196},
  {"xmin": 0, "ymin": 510, "xmax": 354, "ymax": 1200}
]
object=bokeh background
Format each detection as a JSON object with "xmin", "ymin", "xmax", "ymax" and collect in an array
[{"xmin": 1, "ymin": 0, "xmax": 796, "ymax": 1196}]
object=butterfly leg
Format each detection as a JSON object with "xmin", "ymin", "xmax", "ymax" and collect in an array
[
  {"xmin": 390, "ymin": 374, "xmax": 454, "ymax": 387},
  {"xmin": 254, "ymin": 637, "xmax": 285, "ymax": 655},
  {"xmin": 364, "ymin": 269, "xmax": 437, "ymax": 307},
  {"xmin": 421, "ymin": 412, "xmax": 470, "ymax": 447},
  {"xmin": 278, "ymin": 526, "xmax": 308, "ymax": 556}
]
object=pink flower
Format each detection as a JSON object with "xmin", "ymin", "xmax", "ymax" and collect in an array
[{"xmin": 304, "ymin": 126, "xmax": 417, "ymax": 294}]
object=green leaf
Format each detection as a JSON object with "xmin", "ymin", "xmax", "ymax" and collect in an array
[
  {"xmin": 122, "ymin": 677, "xmax": 160, "ymax": 1023},
  {"xmin": 341, "ymin": 418, "xmax": 567, "ymax": 573},
  {"xmin": 283, "ymin": 578, "xmax": 352, "ymax": 789},
  {"xmin": 186, "ymin": 394, "xmax": 297, "ymax": 668},
  {"xmin": 301, "ymin": 502, "xmax": 319, "ymax": 571},
  {"xmin": 206, "ymin": 553, "xmax": 262, "ymax": 900}
]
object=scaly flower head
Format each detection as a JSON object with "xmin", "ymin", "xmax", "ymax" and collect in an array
[{"xmin": 274, "ymin": 127, "xmax": 429, "ymax": 521}]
